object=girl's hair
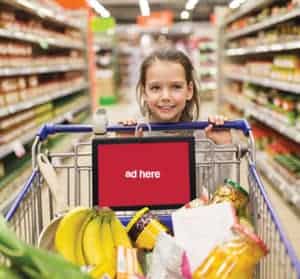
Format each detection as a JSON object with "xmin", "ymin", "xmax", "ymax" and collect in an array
[{"xmin": 136, "ymin": 48, "xmax": 200, "ymax": 121}]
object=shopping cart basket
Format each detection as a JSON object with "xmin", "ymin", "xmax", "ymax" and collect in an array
[{"xmin": 4, "ymin": 120, "xmax": 300, "ymax": 279}]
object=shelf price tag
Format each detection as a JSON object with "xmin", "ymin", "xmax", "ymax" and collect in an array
[{"xmin": 11, "ymin": 141, "xmax": 26, "ymax": 158}]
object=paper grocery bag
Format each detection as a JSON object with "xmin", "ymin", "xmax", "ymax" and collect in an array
[{"xmin": 172, "ymin": 202, "xmax": 237, "ymax": 272}]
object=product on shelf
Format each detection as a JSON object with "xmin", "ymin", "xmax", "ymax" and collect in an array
[
  {"xmin": 252, "ymin": 121, "xmax": 300, "ymax": 179},
  {"xmin": 226, "ymin": 1, "xmax": 298, "ymax": 34}
]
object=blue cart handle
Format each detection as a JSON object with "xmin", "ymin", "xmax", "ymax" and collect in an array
[{"xmin": 37, "ymin": 119, "xmax": 251, "ymax": 141}]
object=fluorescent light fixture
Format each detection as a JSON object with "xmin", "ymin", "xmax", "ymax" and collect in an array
[
  {"xmin": 180, "ymin": 10, "xmax": 190, "ymax": 20},
  {"xmin": 139, "ymin": 0, "xmax": 150, "ymax": 16},
  {"xmin": 229, "ymin": 0, "xmax": 247, "ymax": 9},
  {"xmin": 87, "ymin": 0, "xmax": 110, "ymax": 18},
  {"xmin": 185, "ymin": 0, "xmax": 198, "ymax": 10}
]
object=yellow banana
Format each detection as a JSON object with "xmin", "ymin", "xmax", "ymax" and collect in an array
[
  {"xmin": 75, "ymin": 210, "xmax": 96, "ymax": 266},
  {"xmin": 82, "ymin": 215, "xmax": 106, "ymax": 266},
  {"xmin": 101, "ymin": 213, "xmax": 116, "ymax": 268},
  {"xmin": 110, "ymin": 213, "xmax": 132, "ymax": 248},
  {"xmin": 89, "ymin": 261, "xmax": 115, "ymax": 279},
  {"xmin": 54, "ymin": 207, "xmax": 93, "ymax": 265}
]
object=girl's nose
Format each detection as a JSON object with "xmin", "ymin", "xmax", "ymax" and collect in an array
[{"xmin": 161, "ymin": 87, "xmax": 171, "ymax": 99}]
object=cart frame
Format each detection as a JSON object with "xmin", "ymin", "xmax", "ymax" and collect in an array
[{"xmin": 4, "ymin": 119, "xmax": 300, "ymax": 279}]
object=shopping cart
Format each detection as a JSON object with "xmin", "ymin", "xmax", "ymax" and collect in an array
[{"xmin": 4, "ymin": 120, "xmax": 300, "ymax": 279}]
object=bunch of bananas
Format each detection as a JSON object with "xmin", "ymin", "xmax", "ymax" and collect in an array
[{"xmin": 54, "ymin": 207, "xmax": 133, "ymax": 279}]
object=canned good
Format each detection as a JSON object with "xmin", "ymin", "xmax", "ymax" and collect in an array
[{"xmin": 126, "ymin": 207, "xmax": 168, "ymax": 250}]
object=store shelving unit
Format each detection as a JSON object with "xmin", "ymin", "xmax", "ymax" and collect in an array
[
  {"xmin": 225, "ymin": 7, "xmax": 300, "ymax": 40},
  {"xmin": 219, "ymin": 0, "xmax": 300, "ymax": 211},
  {"xmin": 198, "ymin": 39, "xmax": 217, "ymax": 100},
  {"xmin": 223, "ymin": 0, "xmax": 274, "ymax": 25},
  {"xmin": 226, "ymin": 41, "xmax": 300, "ymax": 56},
  {"xmin": 0, "ymin": 101, "xmax": 89, "ymax": 159},
  {"xmin": 257, "ymin": 152, "xmax": 300, "ymax": 211},
  {"xmin": 0, "ymin": 28, "xmax": 84, "ymax": 49},
  {"xmin": 0, "ymin": 82, "xmax": 88, "ymax": 118},
  {"xmin": 0, "ymin": 0, "xmax": 83, "ymax": 30},
  {"xmin": 221, "ymin": 93, "xmax": 300, "ymax": 143},
  {"xmin": 0, "ymin": 64, "xmax": 86, "ymax": 77},
  {"xmin": 226, "ymin": 73, "xmax": 300, "ymax": 94},
  {"xmin": 0, "ymin": 0, "xmax": 90, "ymax": 192}
]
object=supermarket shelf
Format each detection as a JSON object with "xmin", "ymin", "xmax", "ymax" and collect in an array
[
  {"xmin": 0, "ymin": 64, "xmax": 85, "ymax": 77},
  {"xmin": 0, "ymin": 102, "xmax": 90, "ymax": 159},
  {"xmin": 0, "ymin": 28, "xmax": 84, "ymax": 50},
  {"xmin": 0, "ymin": 82, "xmax": 88, "ymax": 118},
  {"xmin": 226, "ymin": 40, "xmax": 300, "ymax": 56},
  {"xmin": 200, "ymin": 82, "xmax": 217, "ymax": 91},
  {"xmin": 222, "ymin": 94, "xmax": 300, "ymax": 143},
  {"xmin": 256, "ymin": 152, "xmax": 300, "ymax": 211},
  {"xmin": 226, "ymin": 73, "xmax": 300, "ymax": 94},
  {"xmin": 221, "ymin": 94, "xmax": 246, "ymax": 111},
  {"xmin": 0, "ymin": 0, "xmax": 83, "ymax": 30},
  {"xmin": 224, "ymin": 0, "xmax": 274, "ymax": 25},
  {"xmin": 247, "ymin": 106, "xmax": 300, "ymax": 144},
  {"xmin": 226, "ymin": 8, "xmax": 300, "ymax": 40}
]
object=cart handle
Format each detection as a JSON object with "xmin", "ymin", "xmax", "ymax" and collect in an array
[{"xmin": 37, "ymin": 119, "xmax": 251, "ymax": 141}]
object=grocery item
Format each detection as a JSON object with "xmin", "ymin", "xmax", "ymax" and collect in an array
[
  {"xmin": 110, "ymin": 212, "xmax": 133, "ymax": 248},
  {"xmin": 89, "ymin": 261, "xmax": 115, "ymax": 279},
  {"xmin": 192, "ymin": 224, "xmax": 268, "ymax": 279},
  {"xmin": 148, "ymin": 232, "xmax": 192, "ymax": 279},
  {"xmin": 55, "ymin": 207, "xmax": 96, "ymax": 265},
  {"xmin": 116, "ymin": 246, "xmax": 142, "ymax": 279},
  {"xmin": 126, "ymin": 207, "xmax": 168, "ymax": 250},
  {"xmin": 100, "ymin": 214, "xmax": 116, "ymax": 269},
  {"xmin": 82, "ymin": 209, "xmax": 134, "ymax": 278},
  {"xmin": 79, "ymin": 210, "xmax": 117, "ymax": 278},
  {"xmin": 172, "ymin": 202, "xmax": 237, "ymax": 272},
  {"xmin": 210, "ymin": 178, "xmax": 249, "ymax": 215},
  {"xmin": 82, "ymin": 215, "xmax": 105, "ymax": 266},
  {"xmin": 0, "ymin": 215, "xmax": 91, "ymax": 279}
]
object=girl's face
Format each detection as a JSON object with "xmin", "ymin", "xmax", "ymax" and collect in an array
[{"xmin": 143, "ymin": 60, "xmax": 193, "ymax": 122}]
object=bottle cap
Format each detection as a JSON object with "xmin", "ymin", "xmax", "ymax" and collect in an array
[{"xmin": 224, "ymin": 178, "xmax": 249, "ymax": 197}]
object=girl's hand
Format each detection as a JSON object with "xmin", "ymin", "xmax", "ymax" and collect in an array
[
  {"xmin": 118, "ymin": 119, "xmax": 143, "ymax": 137},
  {"xmin": 205, "ymin": 115, "xmax": 232, "ymax": 145},
  {"xmin": 119, "ymin": 119, "xmax": 138, "ymax": 126}
]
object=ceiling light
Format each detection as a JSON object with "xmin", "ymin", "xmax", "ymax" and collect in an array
[
  {"xmin": 139, "ymin": 0, "xmax": 150, "ymax": 16},
  {"xmin": 185, "ymin": 0, "xmax": 198, "ymax": 10},
  {"xmin": 87, "ymin": 0, "xmax": 110, "ymax": 17},
  {"xmin": 180, "ymin": 10, "xmax": 190, "ymax": 20}
]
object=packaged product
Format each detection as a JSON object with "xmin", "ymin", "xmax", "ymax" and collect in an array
[
  {"xmin": 147, "ymin": 232, "xmax": 192, "ymax": 279},
  {"xmin": 172, "ymin": 202, "xmax": 237, "ymax": 272},
  {"xmin": 210, "ymin": 178, "xmax": 249, "ymax": 216},
  {"xmin": 126, "ymin": 207, "xmax": 169, "ymax": 250},
  {"xmin": 193, "ymin": 224, "xmax": 268, "ymax": 279},
  {"xmin": 116, "ymin": 246, "xmax": 144, "ymax": 279}
]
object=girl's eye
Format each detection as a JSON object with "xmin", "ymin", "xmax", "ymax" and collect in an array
[
  {"xmin": 150, "ymin": 85, "xmax": 160, "ymax": 91},
  {"xmin": 173, "ymin": 84, "xmax": 183, "ymax": 90}
]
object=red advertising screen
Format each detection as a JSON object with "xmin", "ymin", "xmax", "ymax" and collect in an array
[{"xmin": 92, "ymin": 137, "xmax": 195, "ymax": 210}]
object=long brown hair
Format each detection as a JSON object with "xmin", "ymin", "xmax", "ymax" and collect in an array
[{"xmin": 136, "ymin": 49, "xmax": 200, "ymax": 121}]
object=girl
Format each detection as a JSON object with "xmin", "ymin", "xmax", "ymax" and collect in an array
[{"xmin": 122, "ymin": 48, "xmax": 232, "ymax": 145}]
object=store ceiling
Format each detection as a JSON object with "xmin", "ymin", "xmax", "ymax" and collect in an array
[{"xmin": 99, "ymin": 0, "xmax": 230, "ymax": 23}]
